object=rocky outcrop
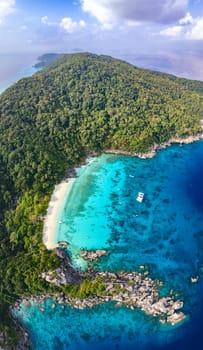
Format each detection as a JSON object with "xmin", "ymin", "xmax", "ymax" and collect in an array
[
  {"xmin": 190, "ymin": 276, "xmax": 199, "ymax": 283},
  {"xmin": 40, "ymin": 265, "xmax": 82, "ymax": 286},
  {"xmin": 167, "ymin": 311, "xmax": 186, "ymax": 326},
  {"xmin": 57, "ymin": 241, "xmax": 69, "ymax": 248},
  {"xmin": 55, "ymin": 247, "xmax": 67, "ymax": 259},
  {"xmin": 36, "ymin": 269, "xmax": 186, "ymax": 326},
  {"xmin": 40, "ymin": 248, "xmax": 82, "ymax": 285},
  {"xmin": 105, "ymin": 131, "xmax": 203, "ymax": 159},
  {"xmin": 1, "ymin": 311, "xmax": 31, "ymax": 350},
  {"xmin": 14, "ymin": 249, "xmax": 186, "ymax": 338},
  {"xmin": 80, "ymin": 249, "xmax": 107, "ymax": 261}
]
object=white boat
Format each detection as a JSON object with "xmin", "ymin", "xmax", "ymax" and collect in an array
[{"xmin": 136, "ymin": 192, "xmax": 144, "ymax": 203}]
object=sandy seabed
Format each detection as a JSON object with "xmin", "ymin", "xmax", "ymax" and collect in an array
[
  {"xmin": 43, "ymin": 180, "xmax": 72, "ymax": 250},
  {"xmin": 43, "ymin": 131, "xmax": 203, "ymax": 250}
]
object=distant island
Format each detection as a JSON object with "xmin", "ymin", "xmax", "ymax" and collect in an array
[
  {"xmin": 33, "ymin": 53, "xmax": 61, "ymax": 69},
  {"xmin": 0, "ymin": 52, "xmax": 203, "ymax": 349}
]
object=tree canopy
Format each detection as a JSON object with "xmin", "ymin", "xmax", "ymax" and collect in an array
[{"xmin": 0, "ymin": 52, "xmax": 203, "ymax": 347}]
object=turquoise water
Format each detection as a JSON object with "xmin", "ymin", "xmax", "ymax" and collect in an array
[{"xmin": 14, "ymin": 142, "xmax": 203, "ymax": 349}]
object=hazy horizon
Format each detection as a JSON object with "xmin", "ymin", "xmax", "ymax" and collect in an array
[{"xmin": 0, "ymin": 1, "xmax": 203, "ymax": 81}]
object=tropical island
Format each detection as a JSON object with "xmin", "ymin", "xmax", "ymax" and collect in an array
[
  {"xmin": 0, "ymin": 52, "xmax": 203, "ymax": 349},
  {"xmin": 33, "ymin": 53, "xmax": 61, "ymax": 69}
]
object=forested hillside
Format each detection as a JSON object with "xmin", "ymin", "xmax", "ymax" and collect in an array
[{"xmin": 0, "ymin": 52, "xmax": 203, "ymax": 347}]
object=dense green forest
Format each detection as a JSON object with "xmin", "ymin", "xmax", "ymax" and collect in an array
[{"xmin": 0, "ymin": 52, "xmax": 203, "ymax": 347}]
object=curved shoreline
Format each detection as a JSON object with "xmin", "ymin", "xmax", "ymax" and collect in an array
[
  {"xmin": 43, "ymin": 133, "xmax": 203, "ymax": 251},
  {"xmin": 105, "ymin": 132, "xmax": 203, "ymax": 159},
  {"xmin": 43, "ymin": 179, "xmax": 72, "ymax": 250}
]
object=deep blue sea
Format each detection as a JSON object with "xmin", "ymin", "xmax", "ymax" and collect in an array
[{"xmin": 14, "ymin": 142, "xmax": 203, "ymax": 350}]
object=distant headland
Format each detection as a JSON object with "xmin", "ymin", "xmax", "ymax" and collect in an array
[{"xmin": 33, "ymin": 53, "xmax": 61, "ymax": 69}]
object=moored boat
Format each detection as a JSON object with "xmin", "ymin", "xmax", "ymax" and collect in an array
[{"xmin": 136, "ymin": 192, "xmax": 144, "ymax": 202}]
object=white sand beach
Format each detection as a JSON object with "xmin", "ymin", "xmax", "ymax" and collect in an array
[{"xmin": 43, "ymin": 179, "xmax": 72, "ymax": 250}]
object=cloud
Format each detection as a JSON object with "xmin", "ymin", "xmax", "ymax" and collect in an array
[
  {"xmin": 41, "ymin": 16, "xmax": 57, "ymax": 26},
  {"xmin": 41, "ymin": 16, "xmax": 49, "ymax": 25},
  {"xmin": 60, "ymin": 17, "xmax": 86, "ymax": 33},
  {"xmin": 41, "ymin": 15, "xmax": 86, "ymax": 34},
  {"xmin": 0, "ymin": 0, "xmax": 15, "ymax": 23},
  {"xmin": 160, "ymin": 25, "xmax": 183, "ymax": 37},
  {"xmin": 179, "ymin": 12, "xmax": 193, "ymax": 25},
  {"xmin": 160, "ymin": 15, "xmax": 203, "ymax": 40},
  {"xmin": 187, "ymin": 17, "xmax": 203, "ymax": 40},
  {"xmin": 81, "ymin": 0, "xmax": 188, "ymax": 26}
]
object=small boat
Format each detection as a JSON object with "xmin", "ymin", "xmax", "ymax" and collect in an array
[
  {"xmin": 58, "ymin": 220, "xmax": 63, "ymax": 224},
  {"xmin": 136, "ymin": 192, "xmax": 144, "ymax": 203}
]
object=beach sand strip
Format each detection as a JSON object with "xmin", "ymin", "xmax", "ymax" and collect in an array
[{"xmin": 43, "ymin": 180, "xmax": 72, "ymax": 250}]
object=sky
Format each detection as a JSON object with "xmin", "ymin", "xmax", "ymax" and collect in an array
[{"xmin": 0, "ymin": 0, "xmax": 203, "ymax": 79}]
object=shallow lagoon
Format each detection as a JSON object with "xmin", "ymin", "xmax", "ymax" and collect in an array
[{"xmin": 15, "ymin": 141, "xmax": 203, "ymax": 349}]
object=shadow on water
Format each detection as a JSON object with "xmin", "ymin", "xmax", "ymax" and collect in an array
[{"xmin": 184, "ymin": 154, "xmax": 203, "ymax": 212}]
